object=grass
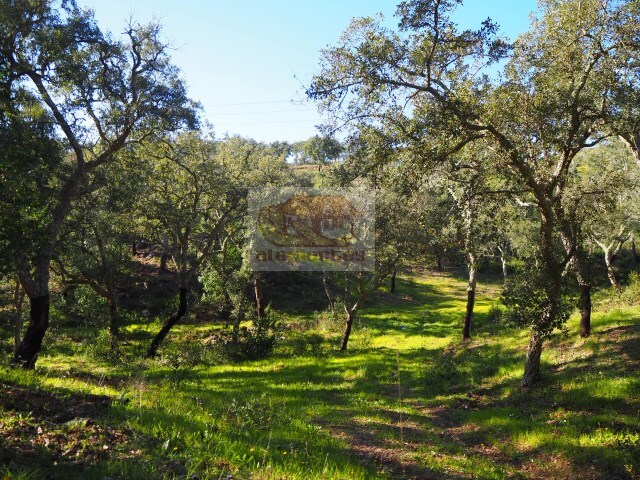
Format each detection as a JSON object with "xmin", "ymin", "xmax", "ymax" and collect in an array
[{"xmin": 1, "ymin": 269, "xmax": 639, "ymax": 479}]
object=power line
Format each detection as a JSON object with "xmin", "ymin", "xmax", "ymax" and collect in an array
[
  {"xmin": 208, "ymin": 107, "xmax": 315, "ymax": 116},
  {"xmin": 205, "ymin": 99, "xmax": 308, "ymax": 107},
  {"xmin": 212, "ymin": 118, "xmax": 320, "ymax": 126}
]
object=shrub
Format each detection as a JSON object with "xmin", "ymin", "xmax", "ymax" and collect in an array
[
  {"xmin": 487, "ymin": 303, "xmax": 504, "ymax": 324},
  {"xmin": 209, "ymin": 307, "xmax": 282, "ymax": 361},
  {"xmin": 621, "ymin": 271, "xmax": 640, "ymax": 305},
  {"xmin": 82, "ymin": 329, "xmax": 121, "ymax": 363},
  {"xmin": 233, "ymin": 308, "xmax": 280, "ymax": 360},
  {"xmin": 225, "ymin": 394, "xmax": 284, "ymax": 430},
  {"xmin": 52, "ymin": 285, "xmax": 108, "ymax": 327}
]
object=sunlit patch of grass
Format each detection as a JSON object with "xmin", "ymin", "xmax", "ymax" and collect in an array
[
  {"xmin": 513, "ymin": 430, "xmax": 554, "ymax": 450},
  {"xmin": 369, "ymin": 331, "xmax": 453, "ymax": 350},
  {"xmin": 1, "ymin": 269, "xmax": 639, "ymax": 479}
]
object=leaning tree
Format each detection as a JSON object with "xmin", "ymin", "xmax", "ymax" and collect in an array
[
  {"xmin": 0, "ymin": 0, "xmax": 196, "ymax": 368},
  {"xmin": 308, "ymin": 0, "xmax": 640, "ymax": 385}
]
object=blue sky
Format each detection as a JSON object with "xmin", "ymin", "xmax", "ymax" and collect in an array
[{"xmin": 79, "ymin": 1, "xmax": 538, "ymax": 144}]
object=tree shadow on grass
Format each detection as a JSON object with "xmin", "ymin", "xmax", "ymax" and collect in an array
[
  {"xmin": 133, "ymin": 340, "xmax": 524, "ymax": 478},
  {"xmin": 0, "ymin": 379, "xmax": 111, "ymax": 422},
  {"xmin": 0, "ymin": 377, "xmax": 157, "ymax": 480},
  {"xmin": 431, "ymin": 323, "xmax": 640, "ymax": 480}
]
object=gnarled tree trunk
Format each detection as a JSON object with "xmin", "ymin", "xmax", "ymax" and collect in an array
[
  {"xmin": 579, "ymin": 284, "xmax": 592, "ymax": 338},
  {"xmin": 604, "ymin": 249, "xmax": 621, "ymax": 290},
  {"xmin": 14, "ymin": 294, "xmax": 50, "ymax": 369},
  {"xmin": 567, "ymin": 242, "xmax": 592, "ymax": 337},
  {"xmin": 522, "ymin": 212, "xmax": 564, "ymax": 387},
  {"xmin": 522, "ymin": 333, "xmax": 544, "ymax": 387},
  {"xmin": 108, "ymin": 297, "xmax": 120, "ymax": 338},
  {"xmin": 340, "ymin": 310, "xmax": 355, "ymax": 351},
  {"xmin": 590, "ymin": 228, "xmax": 628, "ymax": 291},
  {"xmin": 497, "ymin": 245, "xmax": 508, "ymax": 279},
  {"xmin": 13, "ymin": 277, "xmax": 25, "ymax": 357},
  {"xmin": 147, "ymin": 286, "xmax": 188, "ymax": 357},
  {"xmin": 253, "ymin": 274, "xmax": 264, "ymax": 320},
  {"xmin": 462, "ymin": 255, "xmax": 477, "ymax": 341},
  {"xmin": 322, "ymin": 271, "xmax": 335, "ymax": 313},
  {"xmin": 14, "ymin": 265, "xmax": 51, "ymax": 369}
]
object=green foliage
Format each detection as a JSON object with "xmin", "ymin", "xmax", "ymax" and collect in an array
[
  {"xmin": 2, "ymin": 0, "xmax": 640, "ymax": 476},
  {"xmin": 0, "ymin": 97, "xmax": 63, "ymax": 272},
  {"xmin": 55, "ymin": 285, "xmax": 108, "ymax": 327},
  {"xmin": 226, "ymin": 394, "xmax": 287, "ymax": 430},
  {"xmin": 500, "ymin": 266, "xmax": 573, "ymax": 337},
  {"xmin": 203, "ymin": 305, "xmax": 282, "ymax": 362},
  {"xmin": 621, "ymin": 271, "xmax": 640, "ymax": 305},
  {"xmin": 291, "ymin": 135, "xmax": 344, "ymax": 168},
  {"xmin": 289, "ymin": 332, "xmax": 326, "ymax": 357},
  {"xmin": 199, "ymin": 244, "xmax": 244, "ymax": 311},
  {"xmin": 228, "ymin": 308, "xmax": 281, "ymax": 361},
  {"xmin": 0, "ymin": 0, "xmax": 197, "ymax": 264},
  {"xmin": 0, "ymin": 466, "xmax": 40, "ymax": 480},
  {"xmin": 199, "ymin": 265, "xmax": 229, "ymax": 308},
  {"xmin": 487, "ymin": 303, "xmax": 504, "ymax": 324},
  {"xmin": 1, "ymin": 270, "xmax": 640, "ymax": 479},
  {"xmin": 308, "ymin": 0, "xmax": 640, "ymax": 383},
  {"xmin": 86, "ymin": 329, "xmax": 121, "ymax": 362}
]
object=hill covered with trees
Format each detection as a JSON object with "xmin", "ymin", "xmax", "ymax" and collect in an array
[{"xmin": 1, "ymin": 0, "xmax": 639, "ymax": 478}]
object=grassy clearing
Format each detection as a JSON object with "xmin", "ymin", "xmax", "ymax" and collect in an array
[{"xmin": 1, "ymin": 270, "xmax": 639, "ymax": 479}]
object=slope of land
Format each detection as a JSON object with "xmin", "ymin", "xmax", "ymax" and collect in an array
[{"xmin": 1, "ymin": 271, "xmax": 639, "ymax": 479}]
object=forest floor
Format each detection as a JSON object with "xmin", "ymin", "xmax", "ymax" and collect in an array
[{"xmin": 1, "ymin": 268, "xmax": 639, "ymax": 479}]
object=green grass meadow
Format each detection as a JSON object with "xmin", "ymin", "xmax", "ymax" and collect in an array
[{"xmin": 1, "ymin": 271, "xmax": 639, "ymax": 479}]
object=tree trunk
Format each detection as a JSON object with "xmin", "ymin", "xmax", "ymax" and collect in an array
[
  {"xmin": 522, "ymin": 333, "xmax": 544, "ymax": 387},
  {"xmin": 322, "ymin": 272, "xmax": 335, "ymax": 312},
  {"xmin": 147, "ymin": 287, "xmax": 188, "ymax": 357},
  {"xmin": 591, "ymin": 232, "xmax": 627, "ymax": 290},
  {"xmin": 232, "ymin": 305, "xmax": 244, "ymax": 344},
  {"xmin": 390, "ymin": 269, "xmax": 397, "ymax": 293},
  {"xmin": 339, "ymin": 273, "xmax": 368, "ymax": 351},
  {"xmin": 461, "ymin": 196, "xmax": 477, "ymax": 341},
  {"xmin": 498, "ymin": 246, "xmax": 508, "ymax": 279},
  {"xmin": 605, "ymin": 250, "xmax": 621, "ymax": 289},
  {"xmin": 132, "ymin": 240, "xmax": 137, "ymax": 256},
  {"xmin": 13, "ymin": 278, "xmax": 25, "ymax": 356},
  {"xmin": 92, "ymin": 225, "xmax": 120, "ymax": 339},
  {"xmin": 462, "ymin": 259, "xmax": 477, "ymax": 341},
  {"xmin": 561, "ymin": 229, "xmax": 592, "ymax": 337},
  {"xmin": 522, "ymin": 263, "xmax": 563, "ymax": 386},
  {"xmin": 521, "ymin": 210, "xmax": 563, "ymax": 387},
  {"xmin": 570, "ymin": 245, "xmax": 592, "ymax": 337},
  {"xmin": 619, "ymin": 133, "xmax": 640, "ymax": 169},
  {"xmin": 340, "ymin": 310, "xmax": 355, "ymax": 351},
  {"xmin": 108, "ymin": 299, "xmax": 120, "ymax": 338},
  {"xmin": 632, "ymin": 237, "xmax": 638, "ymax": 264},
  {"xmin": 160, "ymin": 253, "xmax": 169, "ymax": 273},
  {"xmin": 579, "ymin": 284, "xmax": 592, "ymax": 337},
  {"xmin": 14, "ymin": 295, "xmax": 50, "ymax": 369},
  {"xmin": 253, "ymin": 275, "xmax": 264, "ymax": 320}
]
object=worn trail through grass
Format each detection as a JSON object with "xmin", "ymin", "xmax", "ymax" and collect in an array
[{"xmin": 1, "ymin": 271, "xmax": 639, "ymax": 479}]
